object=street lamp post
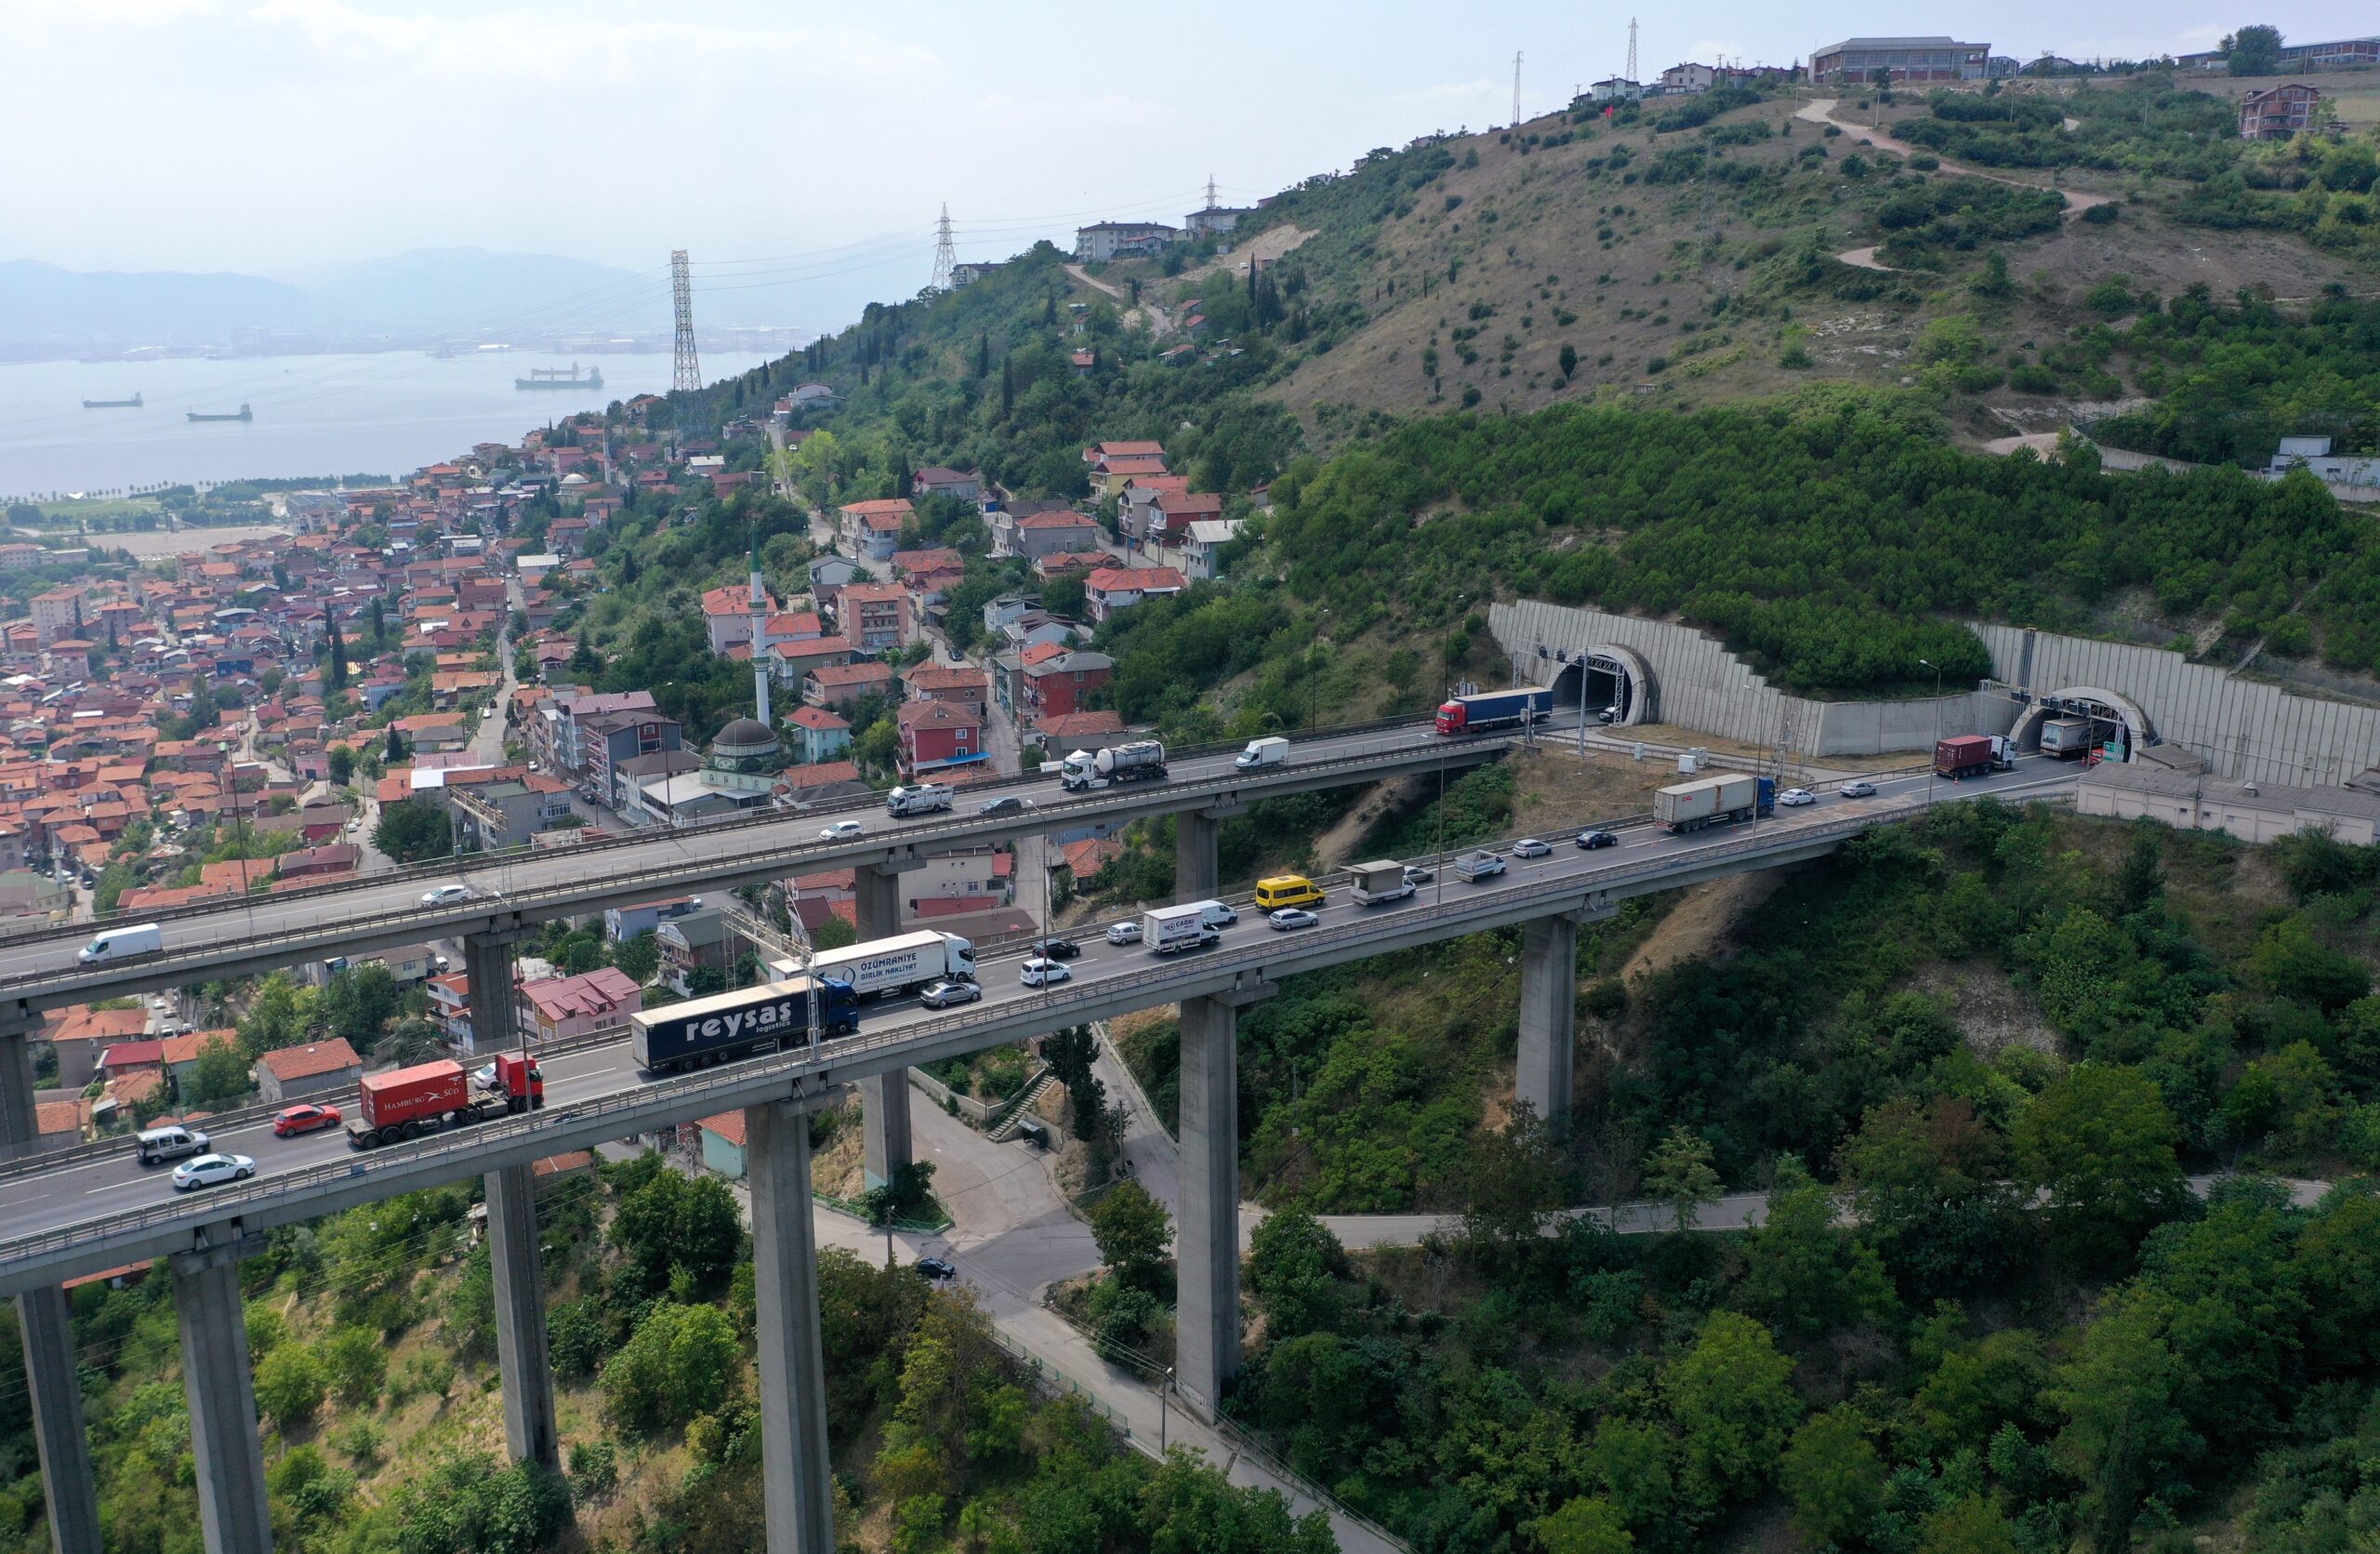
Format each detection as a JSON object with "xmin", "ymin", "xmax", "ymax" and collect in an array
[{"xmin": 1918, "ymin": 657, "xmax": 1942, "ymax": 808}]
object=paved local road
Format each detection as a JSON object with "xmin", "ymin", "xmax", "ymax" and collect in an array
[
  {"xmin": 0, "ymin": 717, "xmax": 1517, "ymax": 1005},
  {"xmin": 0, "ymin": 758, "xmax": 2072, "ymax": 1250}
]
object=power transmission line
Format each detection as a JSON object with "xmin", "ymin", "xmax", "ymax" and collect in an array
[{"xmin": 669, "ymin": 249, "xmax": 701, "ymax": 394}]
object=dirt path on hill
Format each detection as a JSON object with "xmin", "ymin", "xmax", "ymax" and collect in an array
[{"xmin": 1795, "ymin": 98, "xmax": 2116, "ymax": 271}]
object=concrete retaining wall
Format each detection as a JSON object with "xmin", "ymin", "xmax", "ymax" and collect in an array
[{"xmin": 1495, "ymin": 603, "xmax": 2380, "ymax": 783}]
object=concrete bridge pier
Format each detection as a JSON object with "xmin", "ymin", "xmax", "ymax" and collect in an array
[
  {"xmin": 1515, "ymin": 913, "xmax": 1580, "ymax": 1130},
  {"xmin": 463, "ymin": 931, "xmax": 560, "ymax": 1471},
  {"xmin": 856, "ymin": 860, "xmax": 921, "ymax": 1189},
  {"xmin": 1, "ymin": 1018, "xmax": 38, "ymax": 1161},
  {"xmin": 747, "ymin": 1097, "xmax": 838, "ymax": 1553},
  {"xmin": 1174, "ymin": 978, "xmax": 1272, "ymax": 1423},
  {"xmin": 173, "ymin": 1238, "xmax": 273, "ymax": 1554},
  {"xmin": 17, "ymin": 1284, "xmax": 102, "ymax": 1554},
  {"xmin": 1173, "ymin": 801, "xmax": 1242, "ymax": 904}
]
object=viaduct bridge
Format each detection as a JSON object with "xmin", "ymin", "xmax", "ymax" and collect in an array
[{"xmin": 0, "ymin": 719, "xmax": 2069, "ymax": 1554}]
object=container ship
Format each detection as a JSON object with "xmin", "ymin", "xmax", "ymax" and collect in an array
[
  {"xmin": 186, "ymin": 404, "xmax": 254, "ymax": 422},
  {"xmin": 516, "ymin": 364, "xmax": 602, "ymax": 391},
  {"xmin": 82, "ymin": 392, "xmax": 143, "ymax": 408}
]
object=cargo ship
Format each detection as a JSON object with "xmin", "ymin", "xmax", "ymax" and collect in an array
[
  {"xmin": 83, "ymin": 392, "xmax": 143, "ymax": 408},
  {"xmin": 516, "ymin": 364, "xmax": 602, "ymax": 391},
  {"xmin": 186, "ymin": 404, "xmax": 254, "ymax": 422}
]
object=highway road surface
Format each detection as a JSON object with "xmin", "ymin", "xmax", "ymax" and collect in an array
[{"xmin": 0, "ymin": 757, "xmax": 2072, "ymax": 1251}]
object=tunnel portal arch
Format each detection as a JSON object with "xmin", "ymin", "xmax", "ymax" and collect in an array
[
  {"xmin": 1538, "ymin": 643, "xmax": 1656, "ymax": 728},
  {"xmin": 2009, "ymin": 686, "xmax": 2155, "ymax": 758}
]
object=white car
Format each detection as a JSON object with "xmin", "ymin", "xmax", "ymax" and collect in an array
[
  {"xmin": 818, "ymin": 819, "xmax": 866, "ymax": 841},
  {"xmin": 1267, "ymin": 907, "xmax": 1319, "ymax": 932},
  {"xmin": 170, "ymin": 1152, "xmax": 256, "ymax": 1192},
  {"xmin": 1839, "ymin": 780, "xmax": 1877, "ymax": 798},
  {"xmin": 1512, "ymin": 838, "xmax": 1552, "ymax": 858},
  {"xmin": 1019, "ymin": 958, "xmax": 1072, "ymax": 987},
  {"xmin": 1105, "ymin": 921, "xmax": 1143, "ymax": 945},
  {"xmin": 1778, "ymin": 788, "xmax": 1817, "ymax": 807},
  {"xmin": 419, "ymin": 883, "xmax": 473, "ymax": 906}
]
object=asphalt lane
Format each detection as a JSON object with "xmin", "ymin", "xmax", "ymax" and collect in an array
[
  {"xmin": 2, "ymin": 717, "xmax": 1518, "ymax": 998},
  {"xmin": 0, "ymin": 756, "xmax": 2071, "ymax": 1243}
]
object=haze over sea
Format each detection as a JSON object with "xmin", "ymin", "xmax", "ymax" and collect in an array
[{"xmin": 0, "ymin": 349, "xmax": 774, "ymax": 498}]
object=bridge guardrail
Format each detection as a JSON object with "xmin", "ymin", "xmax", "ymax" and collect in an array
[
  {"xmin": 0, "ymin": 713, "xmax": 1471, "ymax": 947},
  {"xmin": 0, "ymin": 801, "xmax": 1915, "ymax": 1273},
  {"xmin": 8, "ymin": 730, "xmax": 1519, "ymax": 1000}
]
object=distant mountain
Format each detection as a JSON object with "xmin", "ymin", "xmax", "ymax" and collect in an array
[
  {"xmin": 0, "ymin": 259, "xmax": 350, "ymax": 352},
  {"xmin": 0, "ymin": 247, "xmax": 801, "ymax": 357},
  {"xmin": 286, "ymin": 247, "xmax": 668, "ymax": 338}
]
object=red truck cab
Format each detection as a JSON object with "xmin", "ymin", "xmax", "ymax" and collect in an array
[{"xmin": 485, "ymin": 1050, "xmax": 546, "ymax": 1112}]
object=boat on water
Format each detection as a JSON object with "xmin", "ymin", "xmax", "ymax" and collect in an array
[
  {"xmin": 516, "ymin": 363, "xmax": 602, "ymax": 392},
  {"xmin": 83, "ymin": 393, "xmax": 143, "ymax": 409},
  {"xmin": 186, "ymin": 404, "xmax": 254, "ymax": 422}
]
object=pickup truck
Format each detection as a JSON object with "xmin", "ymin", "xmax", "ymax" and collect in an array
[{"xmin": 1453, "ymin": 851, "xmax": 1506, "ymax": 883}]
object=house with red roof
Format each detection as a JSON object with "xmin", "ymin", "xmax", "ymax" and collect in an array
[
  {"xmin": 802, "ymin": 660, "xmax": 893, "ymax": 711},
  {"xmin": 1004, "ymin": 509, "xmax": 1104, "ymax": 562},
  {"xmin": 838, "ymin": 498, "xmax": 914, "ymax": 563},
  {"xmin": 896, "ymin": 699, "xmax": 985, "ymax": 779},
  {"xmin": 903, "ymin": 663, "xmax": 989, "ymax": 717},
  {"xmin": 833, "ymin": 582, "xmax": 912, "ymax": 652},
  {"xmin": 519, "ymin": 967, "xmax": 643, "ymax": 1044},
  {"xmin": 785, "ymin": 704, "xmax": 853, "ymax": 764},
  {"xmin": 258, "ymin": 1039, "xmax": 362, "ymax": 1105},
  {"xmin": 1083, "ymin": 565, "xmax": 1186, "ymax": 620}
]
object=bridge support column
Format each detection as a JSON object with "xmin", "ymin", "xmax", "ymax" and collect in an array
[
  {"xmin": 856, "ymin": 865, "xmax": 912, "ymax": 1189},
  {"xmin": 172, "ymin": 1242, "xmax": 272, "ymax": 1554},
  {"xmin": 1174, "ymin": 810, "xmax": 1222, "ymax": 902},
  {"xmin": 747, "ymin": 1097, "xmax": 837, "ymax": 1554},
  {"xmin": 1176, "ymin": 987, "xmax": 1266, "ymax": 1423},
  {"xmin": 1516, "ymin": 914, "xmax": 1580, "ymax": 1130},
  {"xmin": 483, "ymin": 1165, "xmax": 560, "ymax": 1469},
  {"xmin": 0, "ymin": 1026, "xmax": 38, "ymax": 1162},
  {"xmin": 18, "ymin": 1285, "xmax": 102, "ymax": 1554}
]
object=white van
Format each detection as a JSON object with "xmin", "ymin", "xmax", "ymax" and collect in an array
[
  {"xmin": 1195, "ymin": 900, "xmax": 1238, "ymax": 931},
  {"xmin": 1236, "ymin": 736, "xmax": 1290, "ymax": 771},
  {"xmin": 79, "ymin": 923, "xmax": 163, "ymax": 965}
]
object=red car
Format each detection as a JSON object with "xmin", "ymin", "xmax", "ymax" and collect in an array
[{"xmin": 272, "ymin": 1103, "xmax": 342, "ymax": 1138}]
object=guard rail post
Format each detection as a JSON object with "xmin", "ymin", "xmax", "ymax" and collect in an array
[
  {"xmin": 1176, "ymin": 979, "xmax": 1271, "ymax": 1422},
  {"xmin": 466, "ymin": 931, "xmax": 560, "ymax": 1471},
  {"xmin": 747, "ymin": 1096, "xmax": 837, "ymax": 1554},
  {"xmin": 857, "ymin": 863, "xmax": 916, "ymax": 1189},
  {"xmin": 172, "ymin": 1236, "xmax": 273, "ymax": 1554},
  {"xmin": 1516, "ymin": 913, "xmax": 1582, "ymax": 1131}
]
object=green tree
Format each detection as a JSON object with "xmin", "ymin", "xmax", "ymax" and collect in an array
[
  {"xmin": 1644, "ymin": 1124, "xmax": 1721, "ymax": 1231},
  {"xmin": 373, "ymin": 798, "xmax": 451, "ymax": 863},
  {"xmin": 1246, "ymin": 1207, "xmax": 1346, "ymax": 1340},
  {"xmin": 1918, "ymin": 1496, "xmax": 2021, "ymax": 1554},
  {"xmin": 1088, "ymin": 1179, "xmax": 1171, "ymax": 1289},
  {"xmin": 1738, "ymin": 1158, "xmax": 1897, "ymax": 1335},
  {"xmin": 2014, "ymin": 1064, "xmax": 2187, "ymax": 1268},
  {"xmin": 321, "ymin": 963, "xmax": 400, "ymax": 1050},
  {"xmin": 1664, "ymin": 1311, "xmax": 1803, "ymax": 1518},
  {"xmin": 2048, "ymin": 1284, "xmax": 2197, "ymax": 1552},
  {"xmin": 320, "ymin": 1324, "xmax": 388, "ymax": 1406},
  {"xmin": 179, "ymin": 1035, "xmax": 253, "ymax": 1109},
  {"xmin": 2250, "ymin": 917, "xmax": 2370, "ymax": 1010},
  {"xmin": 1780, "ymin": 1407, "xmax": 1886, "ymax": 1546},
  {"xmin": 2225, "ymin": 22, "xmax": 2283, "ymax": 74},
  {"xmin": 327, "ymin": 744, "xmax": 356, "ymax": 786},
  {"xmin": 1461, "ymin": 1101, "xmax": 1566, "ymax": 1257},
  {"xmin": 812, "ymin": 915, "xmax": 858, "ymax": 951},
  {"xmin": 254, "ymin": 1342, "xmax": 327, "ymax": 1428},
  {"xmin": 601, "ymin": 1301, "xmax": 741, "ymax": 1437},
  {"xmin": 614, "ymin": 931, "xmax": 662, "ymax": 985},
  {"xmin": 324, "ymin": 613, "xmax": 350, "ymax": 692},
  {"xmin": 1836, "ymin": 1096, "xmax": 2015, "ymax": 1297},
  {"xmin": 238, "ymin": 971, "xmax": 317, "ymax": 1056},
  {"xmin": 1535, "ymin": 1495, "xmax": 1633, "ymax": 1554},
  {"xmin": 610, "ymin": 1169, "xmax": 746, "ymax": 1297}
]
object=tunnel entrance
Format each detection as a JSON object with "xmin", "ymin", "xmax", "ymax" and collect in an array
[
  {"xmin": 2011, "ymin": 687, "xmax": 2152, "ymax": 762},
  {"xmin": 1541, "ymin": 644, "xmax": 1653, "ymax": 727}
]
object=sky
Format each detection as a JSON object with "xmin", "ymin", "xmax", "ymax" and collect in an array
[{"xmin": 4, "ymin": 0, "xmax": 2373, "ymax": 335}]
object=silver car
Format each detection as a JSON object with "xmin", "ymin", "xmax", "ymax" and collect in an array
[
  {"xmin": 919, "ymin": 979, "xmax": 982, "ymax": 1009},
  {"xmin": 1839, "ymin": 779, "xmax": 1877, "ymax": 798}
]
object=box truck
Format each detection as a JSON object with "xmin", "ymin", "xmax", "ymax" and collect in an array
[
  {"xmin": 631, "ymin": 975, "xmax": 860, "ymax": 1074},
  {"xmin": 1236, "ymin": 736, "xmax": 1290, "ymax": 770},
  {"xmin": 1653, "ymin": 773, "xmax": 1776, "ymax": 834},
  {"xmin": 885, "ymin": 783, "xmax": 954, "ymax": 817},
  {"xmin": 1434, "ymin": 686, "xmax": 1554, "ymax": 735},
  {"xmin": 1348, "ymin": 860, "xmax": 1415, "ymax": 905},
  {"xmin": 347, "ymin": 1053, "xmax": 543, "ymax": 1149},
  {"xmin": 1143, "ymin": 902, "xmax": 1220, "ymax": 954},
  {"xmin": 2040, "ymin": 717, "xmax": 2095, "ymax": 759},
  {"xmin": 1060, "ymin": 740, "xmax": 1168, "ymax": 791},
  {"xmin": 809, "ymin": 930, "xmax": 976, "ymax": 999}
]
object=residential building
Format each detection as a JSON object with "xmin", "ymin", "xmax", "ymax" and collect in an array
[
  {"xmin": 31, "ymin": 588, "xmax": 84, "ymax": 646},
  {"xmin": 604, "ymin": 895, "xmax": 706, "ymax": 943},
  {"xmin": 520, "ymin": 967, "xmax": 643, "ymax": 1043},
  {"xmin": 1810, "ymin": 36, "xmax": 1990, "ymax": 83},
  {"xmin": 903, "ymin": 663, "xmax": 990, "ymax": 717},
  {"xmin": 579, "ymin": 711, "xmax": 684, "ymax": 807},
  {"xmin": 838, "ymin": 498, "xmax": 914, "ymax": 562},
  {"xmin": 696, "ymin": 1111, "xmax": 749, "ymax": 1178},
  {"xmin": 1007, "ymin": 509, "xmax": 1104, "ymax": 561},
  {"xmin": 1075, "ymin": 221, "xmax": 1179, "ymax": 261},
  {"xmin": 834, "ymin": 582, "xmax": 912, "ymax": 652},
  {"xmin": 803, "ymin": 660, "xmax": 893, "ymax": 711},
  {"xmin": 258, "ymin": 1039, "xmax": 364, "ymax": 1105},
  {"xmin": 702, "ymin": 582, "xmax": 776, "ymax": 654},
  {"xmin": 1183, "ymin": 206, "xmax": 1253, "ymax": 237},
  {"xmin": 948, "ymin": 261, "xmax": 1006, "ymax": 287},
  {"xmin": 2179, "ymin": 34, "xmax": 2380, "ymax": 71},
  {"xmin": 450, "ymin": 772, "xmax": 575, "ymax": 851},
  {"xmin": 1022, "ymin": 648, "xmax": 1114, "ymax": 722},
  {"xmin": 774, "ymin": 759, "xmax": 868, "ymax": 807},
  {"xmin": 1659, "ymin": 61, "xmax": 1715, "ymax": 92},
  {"xmin": 911, "ymin": 466, "xmax": 982, "ymax": 501},
  {"xmin": 897, "ymin": 699, "xmax": 984, "ymax": 778},
  {"xmin": 2240, "ymin": 83, "xmax": 2320, "ymax": 140},
  {"xmin": 785, "ymin": 704, "xmax": 853, "ymax": 764},
  {"xmin": 1589, "ymin": 77, "xmax": 1644, "ymax": 101},
  {"xmin": 1037, "ymin": 711, "xmax": 1127, "ymax": 745},
  {"xmin": 1180, "ymin": 519, "xmax": 1243, "ymax": 581},
  {"xmin": 1082, "ymin": 564, "xmax": 1186, "ymax": 621},
  {"xmin": 657, "ymin": 908, "xmax": 737, "ymax": 994},
  {"xmin": 901, "ymin": 843, "xmax": 1010, "ymax": 918},
  {"xmin": 2268, "ymin": 435, "xmax": 2380, "ymax": 489}
]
